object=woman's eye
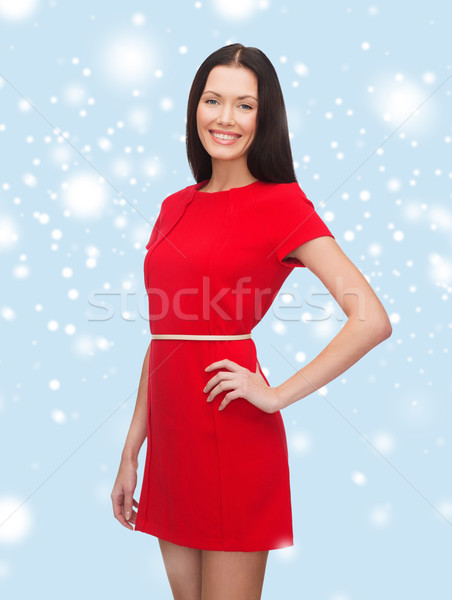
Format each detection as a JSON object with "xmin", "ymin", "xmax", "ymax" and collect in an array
[{"xmin": 205, "ymin": 99, "xmax": 253, "ymax": 110}]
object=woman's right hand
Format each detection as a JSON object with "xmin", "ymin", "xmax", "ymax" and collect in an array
[{"xmin": 111, "ymin": 458, "xmax": 139, "ymax": 530}]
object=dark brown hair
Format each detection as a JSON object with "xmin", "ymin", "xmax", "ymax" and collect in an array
[{"xmin": 186, "ymin": 43, "xmax": 298, "ymax": 185}]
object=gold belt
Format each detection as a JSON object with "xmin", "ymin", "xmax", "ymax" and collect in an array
[{"xmin": 151, "ymin": 333, "xmax": 252, "ymax": 341}]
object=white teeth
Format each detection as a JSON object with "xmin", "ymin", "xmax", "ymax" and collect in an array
[{"xmin": 211, "ymin": 131, "xmax": 240, "ymax": 141}]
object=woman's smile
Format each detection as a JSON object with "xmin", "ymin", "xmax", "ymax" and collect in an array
[{"xmin": 209, "ymin": 129, "xmax": 242, "ymax": 144}]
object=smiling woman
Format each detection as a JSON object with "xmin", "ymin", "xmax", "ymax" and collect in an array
[
  {"xmin": 195, "ymin": 65, "xmax": 259, "ymax": 184},
  {"xmin": 185, "ymin": 44, "xmax": 297, "ymax": 191},
  {"xmin": 111, "ymin": 41, "xmax": 392, "ymax": 600}
]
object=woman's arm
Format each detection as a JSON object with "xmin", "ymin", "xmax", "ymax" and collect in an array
[
  {"xmin": 121, "ymin": 341, "xmax": 151, "ymax": 467},
  {"xmin": 111, "ymin": 342, "xmax": 150, "ymax": 529},
  {"xmin": 276, "ymin": 236, "xmax": 392, "ymax": 410}
]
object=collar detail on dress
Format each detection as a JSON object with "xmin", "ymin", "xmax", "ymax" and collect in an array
[{"xmin": 145, "ymin": 180, "xmax": 209, "ymax": 257}]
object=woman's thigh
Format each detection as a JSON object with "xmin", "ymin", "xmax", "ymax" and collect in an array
[
  {"xmin": 158, "ymin": 538, "xmax": 202, "ymax": 600},
  {"xmin": 201, "ymin": 549, "xmax": 269, "ymax": 600}
]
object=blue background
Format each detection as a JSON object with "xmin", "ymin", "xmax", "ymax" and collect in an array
[{"xmin": 1, "ymin": 1, "xmax": 451, "ymax": 598}]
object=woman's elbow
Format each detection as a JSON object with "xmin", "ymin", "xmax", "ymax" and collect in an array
[
  {"xmin": 370, "ymin": 315, "xmax": 393, "ymax": 343},
  {"xmin": 379, "ymin": 320, "xmax": 393, "ymax": 341},
  {"xmin": 349, "ymin": 312, "xmax": 393, "ymax": 344}
]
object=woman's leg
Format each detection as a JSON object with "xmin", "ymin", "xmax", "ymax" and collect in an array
[
  {"xmin": 201, "ymin": 549, "xmax": 269, "ymax": 600},
  {"xmin": 158, "ymin": 538, "xmax": 203, "ymax": 600}
]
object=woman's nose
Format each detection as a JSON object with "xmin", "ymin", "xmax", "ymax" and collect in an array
[{"xmin": 217, "ymin": 105, "xmax": 234, "ymax": 124}]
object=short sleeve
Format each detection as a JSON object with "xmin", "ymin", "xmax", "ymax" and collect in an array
[{"xmin": 272, "ymin": 183, "xmax": 335, "ymax": 268}]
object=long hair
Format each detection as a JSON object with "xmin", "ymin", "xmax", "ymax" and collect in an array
[{"xmin": 186, "ymin": 43, "xmax": 298, "ymax": 185}]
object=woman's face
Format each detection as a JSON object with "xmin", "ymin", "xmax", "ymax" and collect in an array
[{"xmin": 196, "ymin": 65, "xmax": 258, "ymax": 162}]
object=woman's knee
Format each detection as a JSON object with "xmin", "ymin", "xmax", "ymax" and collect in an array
[{"xmin": 201, "ymin": 549, "xmax": 269, "ymax": 600}]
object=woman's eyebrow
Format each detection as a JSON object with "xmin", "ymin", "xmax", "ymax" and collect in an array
[{"xmin": 202, "ymin": 90, "xmax": 258, "ymax": 102}]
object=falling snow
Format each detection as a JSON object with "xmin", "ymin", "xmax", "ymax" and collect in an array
[{"xmin": 0, "ymin": 1, "xmax": 451, "ymax": 599}]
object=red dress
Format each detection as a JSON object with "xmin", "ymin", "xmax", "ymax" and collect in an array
[{"xmin": 134, "ymin": 179, "xmax": 335, "ymax": 551}]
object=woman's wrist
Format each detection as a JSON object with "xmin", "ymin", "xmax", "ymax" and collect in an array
[
  {"xmin": 121, "ymin": 448, "xmax": 139, "ymax": 468},
  {"xmin": 274, "ymin": 376, "xmax": 310, "ymax": 411},
  {"xmin": 274, "ymin": 385, "xmax": 288, "ymax": 412}
]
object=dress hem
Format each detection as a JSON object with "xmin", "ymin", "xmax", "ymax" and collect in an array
[{"xmin": 134, "ymin": 519, "xmax": 294, "ymax": 552}]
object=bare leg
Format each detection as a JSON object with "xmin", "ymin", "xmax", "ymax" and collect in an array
[
  {"xmin": 158, "ymin": 538, "xmax": 202, "ymax": 600},
  {"xmin": 201, "ymin": 549, "xmax": 269, "ymax": 600}
]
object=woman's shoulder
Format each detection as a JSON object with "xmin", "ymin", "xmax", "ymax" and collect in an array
[
  {"xmin": 258, "ymin": 180, "xmax": 302, "ymax": 194},
  {"xmin": 159, "ymin": 182, "xmax": 198, "ymax": 208},
  {"xmin": 257, "ymin": 180, "xmax": 312, "ymax": 207}
]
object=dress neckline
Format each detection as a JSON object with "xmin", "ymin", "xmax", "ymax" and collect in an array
[{"xmin": 195, "ymin": 179, "xmax": 263, "ymax": 194}]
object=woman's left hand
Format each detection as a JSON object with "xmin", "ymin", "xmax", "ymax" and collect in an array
[{"xmin": 203, "ymin": 359, "xmax": 280, "ymax": 414}]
